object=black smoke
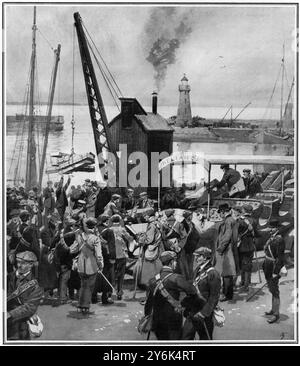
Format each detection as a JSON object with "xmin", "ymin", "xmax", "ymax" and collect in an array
[{"xmin": 144, "ymin": 8, "xmax": 194, "ymax": 91}]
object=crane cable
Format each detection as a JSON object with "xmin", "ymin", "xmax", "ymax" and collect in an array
[
  {"xmin": 82, "ymin": 22, "xmax": 123, "ymax": 110},
  {"xmin": 83, "ymin": 22, "xmax": 123, "ymax": 97},
  {"xmin": 87, "ymin": 38, "xmax": 121, "ymax": 112}
]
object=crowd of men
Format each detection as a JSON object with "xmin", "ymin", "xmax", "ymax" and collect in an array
[{"xmin": 6, "ymin": 167, "xmax": 287, "ymax": 341}]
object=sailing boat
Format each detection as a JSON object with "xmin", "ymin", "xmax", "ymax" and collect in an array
[
  {"xmin": 6, "ymin": 9, "xmax": 64, "ymax": 132},
  {"xmin": 7, "ymin": 7, "xmax": 62, "ymax": 189}
]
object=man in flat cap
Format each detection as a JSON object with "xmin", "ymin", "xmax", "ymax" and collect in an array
[
  {"xmin": 7, "ymin": 251, "xmax": 43, "ymax": 340},
  {"xmin": 236, "ymin": 204, "xmax": 259, "ymax": 292},
  {"xmin": 63, "ymin": 217, "xmax": 104, "ymax": 313},
  {"xmin": 43, "ymin": 180, "xmax": 56, "ymax": 227},
  {"xmin": 122, "ymin": 188, "xmax": 136, "ymax": 211},
  {"xmin": 55, "ymin": 175, "xmax": 71, "ymax": 221},
  {"xmin": 163, "ymin": 210, "xmax": 195, "ymax": 281},
  {"xmin": 182, "ymin": 247, "xmax": 221, "ymax": 340},
  {"xmin": 144, "ymin": 251, "xmax": 198, "ymax": 340},
  {"xmin": 211, "ymin": 164, "xmax": 245, "ymax": 198},
  {"xmin": 243, "ymin": 169, "xmax": 262, "ymax": 198},
  {"xmin": 137, "ymin": 191, "xmax": 154, "ymax": 210},
  {"xmin": 262, "ymin": 219, "xmax": 285, "ymax": 324},
  {"xmin": 215, "ymin": 203, "xmax": 239, "ymax": 301},
  {"xmin": 109, "ymin": 214, "xmax": 134, "ymax": 300},
  {"xmin": 103, "ymin": 194, "xmax": 121, "ymax": 218},
  {"xmin": 8, "ymin": 210, "xmax": 40, "ymax": 264}
]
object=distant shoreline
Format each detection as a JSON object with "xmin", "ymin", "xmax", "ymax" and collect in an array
[{"xmin": 6, "ymin": 102, "xmax": 282, "ymax": 109}]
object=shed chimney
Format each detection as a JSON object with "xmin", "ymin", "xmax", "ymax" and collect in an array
[{"xmin": 152, "ymin": 91, "xmax": 158, "ymax": 114}]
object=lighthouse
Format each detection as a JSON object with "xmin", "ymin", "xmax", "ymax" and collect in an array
[{"xmin": 176, "ymin": 74, "xmax": 192, "ymax": 128}]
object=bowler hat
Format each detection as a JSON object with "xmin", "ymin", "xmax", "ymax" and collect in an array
[
  {"xmin": 218, "ymin": 203, "xmax": 231, "ymax": 213},
  {"xmin": 159, "ymin": 251, "xmax": 177, "ymax": 265},
  {"xmin": 16, "ymin": 251, "xmax": 37, "ymax": 263}
]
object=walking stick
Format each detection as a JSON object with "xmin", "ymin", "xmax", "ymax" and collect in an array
[
  {"xmin": 246, "ymin": 281, "xmax": 268, "ymax": 302},
  {"xmin": 202, "ymin": 319, "xmax": 211, "ymax": 340},
  {"xmin": 254, "ymin": 248, "xmax": 262, "ymax": 283},
  {"xmin": 97, "ymin": 270, "xmax": 116, "ymax": 295}
]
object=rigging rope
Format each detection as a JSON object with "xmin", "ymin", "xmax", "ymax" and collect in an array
[
  {"xmin": 37, "ymin": 28, "xmax": 54, "ymax": 51},
  {"xmin": 262, "ymin": 63, "xmax": 282, "ymax": 120},
  {"xmin": 71, "ymin": 24, "xmax": 76, "ymax": 155},
  {"xmin": 9, "ymin": 83, "xmax": 30, "ymax": 174},
  {"xmin": 83, "ymin": 22, "xmax": 123, "ymax": 98},
  {"xmin": 88, "ymin": 39, "xmax": 121, "ymax": 112}
]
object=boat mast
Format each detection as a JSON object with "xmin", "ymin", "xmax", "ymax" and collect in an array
[
  {"xmin": 25, "ymin": 6, "xmax": 38, "ymax": 191},
  {"xmin": 283, "ymin": 77, "xmax": 295, "ymax": 117},
  {"xmin": 38, "ymin": 44, "xmax": 61, "ymax": 189},
  {"xmin": 280, "ymin": 43, "xmax": 285, "ymax": 125}
]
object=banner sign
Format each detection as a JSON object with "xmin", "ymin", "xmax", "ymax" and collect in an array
[{"xmin": 158, "ymin": 151, "xmax": 206, "ymax": 171}]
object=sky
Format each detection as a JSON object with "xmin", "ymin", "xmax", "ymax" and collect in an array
[{"xmin": 4, "ymin": 4, "xmax": 296, "ymax": 108}]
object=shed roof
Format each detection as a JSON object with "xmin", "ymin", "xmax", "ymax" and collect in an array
[{"xmin": 135, "ymin": 113, "xmax": 174, "ymax": 132}]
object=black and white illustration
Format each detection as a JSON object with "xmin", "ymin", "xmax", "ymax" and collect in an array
[{"xmin": 2, "ymin": 1, "xmax": 297, "ymax": 345}]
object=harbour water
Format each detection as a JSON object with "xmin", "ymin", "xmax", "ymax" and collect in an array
[{"xmin": 6, "ymin": 104, "xmax": 281, "ymax": 187}]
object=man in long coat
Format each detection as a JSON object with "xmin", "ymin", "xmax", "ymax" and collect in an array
[
  {"xmin": 144, "ymin": 251, "xmax": 198, "ymax": 340},
  {"xmin": 138, "ymin": 215, "xmax": 164, "ymax": 288},
  {"xmin": 215, "ymin": 203, "xmax": 239, "ymax": 301},
  {"xmin": 56, "ymin": 176, "xmax": 71, "ymax": 220},
  {"xmin": 7, "ymin": 251, "xmax": 43, "ymax": 340}
]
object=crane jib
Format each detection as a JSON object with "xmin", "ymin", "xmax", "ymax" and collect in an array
[{"xmin": 73, "ymin": 12, "xmax": 116, "ymax": 178}]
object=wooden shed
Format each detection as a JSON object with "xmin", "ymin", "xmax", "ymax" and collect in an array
[{"xmin": 109, "ymin": 94, "xmax": 174, "ymax": 196}]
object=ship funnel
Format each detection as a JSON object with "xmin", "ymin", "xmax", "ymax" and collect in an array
[{"xmin": 152, "ymin": 91, "xmax": 158, "ymax": 114}]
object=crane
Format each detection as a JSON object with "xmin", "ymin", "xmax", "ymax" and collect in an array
[{"xmin": 73, "ymin": 12, "xmax": 116, "ymax": 181}]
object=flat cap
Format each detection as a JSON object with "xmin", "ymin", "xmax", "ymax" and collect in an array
[
  {"xmin": 112, "ymin": 194, "xmax": 121, "ymax": 200},
  {"xmin": 78, "ymin": 200, "xmax": 86, "ymax": 205},
  {"xmin": 165, "ymin": 209, "xmax": 175, "ymax": 218},
  {"xmin": 85, "ymin": 179, "xmax": 91, "ymax": 183},
  {"xmin": 194, "ymin": 247, "xmax": 212, "ymax": 258},
  {"xmin": 10, "ymin": 209, "xmax": 20, "ymax": 217},
  {"xmin": 16, "ymin": 251, "xmax": 37, "ymax": 263},
  {"xmin": 160, "ymin": 250, "xmax": 177, "ymax": 265},
  {"xmin": 19, "ymin": 210, "xmax": 30, "ymax": 221},
  {"xmin": 242, "ymin": 204, "xmax": 253, "ymax": 213},
  {"xmin": 85, "ymin": 217, "xmax": 98, "ymax": 229},
  {"xmin": 269, "ymin": 219, "xmax": 280, "ymax": 227},
  {"xmin": 243, "ymin": 168, "xmax": 251, "ymax": 173},
  {"xmin": 139, "ymin": 192, "xmax": 147, "ymax": 197},
  {"xmin": 218, "ymin": 203, "xmax": 231, "ymax": 213},
  {"xmin": 111, "ymin": 214, "xmax": 122, "ymax": 223},
  {"xmin": 220, "ymin": 164, "xmax": 229, "ymax": 170}
]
